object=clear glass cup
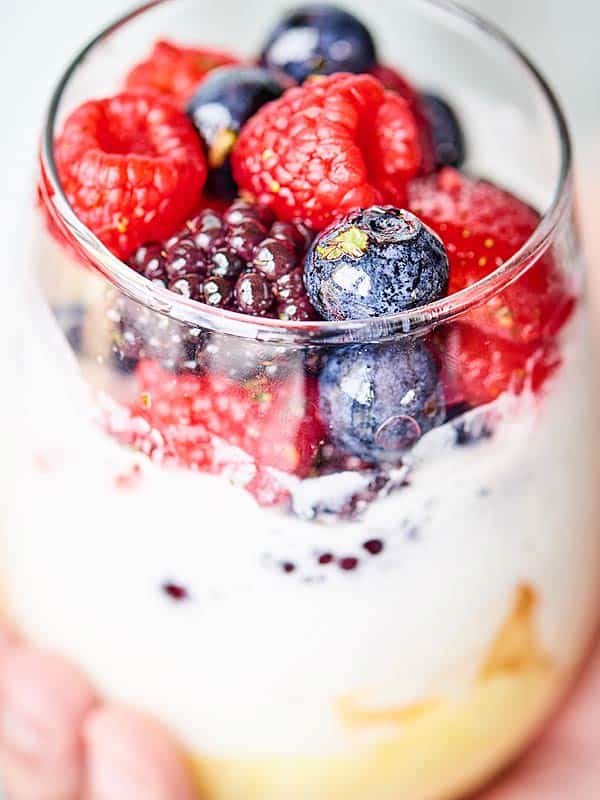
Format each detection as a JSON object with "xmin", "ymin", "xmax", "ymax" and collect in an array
[{"xmin": 9, "ymin": 0, "xmax": 600, "ymax": 798}]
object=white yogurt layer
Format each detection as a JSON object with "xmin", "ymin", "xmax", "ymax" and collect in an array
[{"xmin": 5, "ymin": 294, "xmax": 600, "ymax": 759}]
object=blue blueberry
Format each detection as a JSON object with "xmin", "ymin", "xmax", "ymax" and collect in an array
[
  {"xmin": 304, "ymin": 207, "xmax": 449, "ymax": 320},
  {"xmin": 187, "ymin": 66, "xmax": 287, "ymax": 201},
  {"xmin": 421, "ymin": 93, "xmax": 465, "ymax": 168},
  {"xmin": 260, "ymin": 4, "xmax": 376, "ymax": 84},
  {"xmin": 319, "ymin": 341, "xmax": 445, "ymax": 463}
]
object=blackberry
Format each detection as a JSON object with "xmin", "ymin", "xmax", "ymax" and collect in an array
[
  {"xmin": 121, "ymin": 201, "xmax": 318, "ymax": 376},
  {"xmin": 127, "ymin": 201, "xmax": 317, "ymax": 321}
]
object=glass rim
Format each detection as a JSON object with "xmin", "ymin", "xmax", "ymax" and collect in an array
[{"xmin": 40, "ymin": 0, "xmax": 573, "ymax": 346}]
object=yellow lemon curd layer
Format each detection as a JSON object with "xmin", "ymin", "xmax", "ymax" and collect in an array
[{"xmin": 191, "ymin": 585, "xmax": 559, "ymax": 800}]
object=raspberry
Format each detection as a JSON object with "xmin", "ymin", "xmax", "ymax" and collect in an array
[
  {"xmin": 55, "ymin": 92, "xmax": 207, "ymax": 259},
  {"xmin": 371, "ymin": 64, "xmax": 436, "ymax": 175},
  {"xmin": 409, "ymin": 168, "xmax": 574, "ymax": 344},
  {"xmin": 444, "ymin": 325, "xmax": 561, "ymax": 406},
  {"xmin": 130, "ymin": 360, "xmax": 324, "ymax": 480},
  {"xmin": 126, "ymin": 201, "xmax": 317, "ymax": 322},
  {"xmin": 124, "ymin": 40, "xmax": 238, "ymax": 107},
  {"xmin": 231, "ymin": 73, "xmax": 421, "ymax": 230}
]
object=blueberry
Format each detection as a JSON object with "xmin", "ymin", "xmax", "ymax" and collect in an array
[
  {"xmin": 187, "ymin": 66, "xmax": 286, "ymax": 201},
  {"xmin": 260, "ymin": 4, "xmax": 376, "ymax": 84},
  {"xmin": 305, "ymin": 207, "xmax": 449, "ymax": 320},
  {"xmin": 421, "ymin": 93, "xmax": 465, "ymax": 168},
  {"xmin": 319, "ymin": 341, "xmax": 445, "ymax": 463}
]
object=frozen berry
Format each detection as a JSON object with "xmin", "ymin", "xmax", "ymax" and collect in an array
[
  {"xmin": 421, "ymin": 93, "xmax": 465, "ymax": 168},
  {"xmin": 55, "ymin": 92, "xmax": 207, "ymax": 259},
  {"xmin": 260, "ymin": 4, "xmax": 376, "ymax": 84},
  {"xmin": 124, "ymin": 40, "xmax": 238, "ymax": 106},
  {"xmin": 305, "ymin": 206, "xmax": 449, "ymax": 320},
  {"xmin": 319, "ymin": 341, "xmax": 445, "ymax": 463},
  {"xmin": 232, "ymin": 73, "xmax": 421, "ymax": 230},
  {"xmin": 187, "ymin": 66, "xmax": 288, "ymax": 201}
]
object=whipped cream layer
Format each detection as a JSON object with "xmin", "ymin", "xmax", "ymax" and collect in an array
[{"xmin": 5, "ymin": 284, "xmax": 600, "ymax": 762}]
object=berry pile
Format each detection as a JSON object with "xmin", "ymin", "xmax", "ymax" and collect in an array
[
  {"xmin": 46, "ymin": 3, "xmax": 578, "ymax": 502},
  {"xmin": 128, "ymin": 200, "xmax": 316, "ymax": 320}
]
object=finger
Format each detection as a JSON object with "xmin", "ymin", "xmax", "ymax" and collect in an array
[
  {"xmin": 0, "ymin": 645, "xmax": 97, "ymax": 800},
  {"xmin": 83, "ymin": 705, "xmax": 196, "ymax": 800}
]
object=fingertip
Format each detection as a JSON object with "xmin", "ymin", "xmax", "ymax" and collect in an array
[
  {"xmin": 0, "ymin": 644, "xmax": 98, "ymax": 800},
  {"xmin": 83, "ymin": 705, "xmax": 197, "ymax": 800}
]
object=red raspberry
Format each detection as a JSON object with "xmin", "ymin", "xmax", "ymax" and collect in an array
[
  {"xmin": 55, "ymin": 92, "xmax": 207, "ymax": 259},
  {"xmin": 132, "ymin": 360, "xmax": 324, "ymax": 478},
  {"xmin": 124, "ymin": 40, "xmax": 238, "ymax": 107},
  {"xmin": 444, "ymin": 325, "xmax": 561, "ymax": 406},
  {"xmin": 232, "ymin": 73, "xmax": 421, "ymax": 230},
  {"xmin": 371, "ymin": 64, "xmax": 436, "ymax": 175},
  {"xmin": 409, "ymin": 168, "xmax": 574, "ymax": 345}
]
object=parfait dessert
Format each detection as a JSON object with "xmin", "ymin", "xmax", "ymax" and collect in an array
[{"xmin": 8, "ymin": 1, "xmax": 600, "ymax": 798}]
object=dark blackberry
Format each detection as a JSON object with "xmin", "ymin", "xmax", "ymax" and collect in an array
[
  {"xmin": 235, "ymin": 271, "xmax": 274, "ymax": 315},
  {"xmin": 224, "ymin": 200, "xmax": 275, "ymax": 228},
  {"xmin": 270, "ymin": 220, "xmax": 313, "ymax": 253},
  {"xmin": 112, "ymin": 293, "xmax": 207, "ymax": 374},
  {"xmin": 168, "ymin": 273, "xmax": 205, "ymax": 300},
  {"xmin": 210, "ymin": 250, "xmax": 245, "ymax": 280},
  {"xmin": 201, "ymin": 276, "xmax": 234, "ymax": 307},
  {"xmin": 277, "ymin": 296, "xmax": 317, "ymax": 321},
  {"xmin": 253, "ymin": 238, "xmax": 298, "ymax": 279},
  {"xmin": 165, "ymin": 238, "xmax": 207, "ymax": 279},
  {"xmin": 129, "ymin": 242, "xmax": 167, "ymax": 282},
  {"xmin": 228, "ymin": 220, "xmax": 269, "ymax": 260},
  {"xmin": 123, "ymin": 201, "xmax": 319, "ymax": 374}
]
